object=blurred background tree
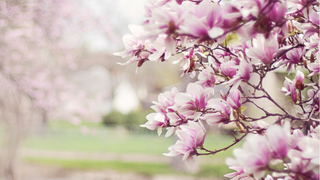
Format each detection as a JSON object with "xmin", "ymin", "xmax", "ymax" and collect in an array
[{"xmin": 0, "ymin": 0, "xmax": 117, "ymax": 179}]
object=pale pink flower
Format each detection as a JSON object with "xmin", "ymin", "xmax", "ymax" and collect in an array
[
  {"xmin": 280, "ymin": 77, "xmax": 293, "ymax": 95},
  {"xmin": 266, "ymin": 123, "xmax": 290, "ymax": 159},
  {"xmin": 179, "ymin": 0, "xmax": 224, "ymax": 40},
  {"xmin": 305, "ymin": 33, "xmax": 319, "ymax": 51},
  {"xmin": 250, "ymin": 120, "xmax": 269, "ymax": 133},
  {"xmin": 224, "ymin": 166, "xmax": 247, "ymax": 180},
  {"xmin": 246, "ymin": 33, "xmax": 279, "ymax": 64},
  {"xmin": 287, "ymin": 137, "xmax": 320, "ymax": 179},
  {"xmin": 282, "ymin": 47, "xmax": 305, "ymax": 71},
  {"xmin": 236, "ymin": 0, "xmax": 266, "ymax": 18},
  {"xmin": 203, "ymin": 100, "xmax": 231, "ymax": 125},
  {"xmin": 114, "ymin": 25, "xmax": 155, "ymax": 66},
  {"xmin": 233, "ymin": 134, "xmax": 271, "ymax": 177},
  {"xmin": 164, "ymin": 121, "xmax": 206, "ymax": 165},
  {"xmin": 227, "ymin": 59, "xmax": 252, "ymax": 91},
  {"xmin": 151, "ymin": 87, "xmax": 179, "ymax": 114},
  {"xmin": 266, "ymin": 2, "xmax": 287, "ymax": 24},
  {"xmin": 221, "ymin": 61, "xmax": 237, "ymax": 78},
  {"xmin": 174, "ymin": 83, "xmax": 212, "ymax": 119},
  {"xmin": 227, "ymin": 89, "xmax": 242, "ymax": 110},
  {"xmin": 140, "ymin": 112, "xmax": 168, "ymax": 131},
  {"xmin": 308, "ymin": 61, "xmax": 320, "ymax": 77},
  {"xmin": 196, "ymin": 68, "xmax": 216, "ymax": 88}
]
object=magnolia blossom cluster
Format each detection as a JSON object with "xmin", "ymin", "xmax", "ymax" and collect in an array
[{"xmin": 115, "ymin": 0, "xmax": 319, "ymax": 179}]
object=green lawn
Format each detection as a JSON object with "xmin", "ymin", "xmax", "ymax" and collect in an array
[
  {"xmin": 23, "ymin": 121, "xmax": 241, "ymax": 157},
  {"xmin": 23, "ymin": 157, "xmax": 232, "ymax": 178},
  {"xmin": 21, "ymin": 120, "xmax": 241, "ymax": 178}
]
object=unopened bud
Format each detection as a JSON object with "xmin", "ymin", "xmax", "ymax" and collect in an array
[
  {"xmin": 288, "ymin": 21, "xmax": 293, "ymax": 33},
  {"xmin": 236, "ymin": 122, "xmax": 245, "ymax": 133},
  {"xmin": 303, "ymin": 56, "xmax": 308, "ymax": 68},
  {"xmin": 310, "ymin": 53, "xmax": 315, "ymax": 63},
  {"xmin": 138, "ymin": 59, "xmax": 146, "ymax": 67},
  {"xmin": 168, "ymin": 20, "xmax": 176, "ymax": 34},
  {"xmin": 295, "ymin": 80, "xmax": 304, "ymax": 90}
]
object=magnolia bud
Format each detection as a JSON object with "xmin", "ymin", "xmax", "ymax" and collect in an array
[
  {"xmin": 303, "ymin": 56, "xmax": 308, "ymax": 68},
  {"xmin": 288, "ymin": 21, "xmax": 293, "ymax": 33},
  {"xmin": 168, "ymin": 20, "xmax": 176, "ymax": 34},
  {"xmin": 310, "ymin": 53, "xmax": 315, "ymax": 63}
]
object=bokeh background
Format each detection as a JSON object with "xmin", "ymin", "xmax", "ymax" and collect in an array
[{"xmin": 0, "ymin": 0, "xmax": 292, "ymax": 180}]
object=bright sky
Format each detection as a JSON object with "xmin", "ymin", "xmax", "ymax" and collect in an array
[{"xmin": 83, "ymin": 0, "xmax": 147, "ymax": 53}]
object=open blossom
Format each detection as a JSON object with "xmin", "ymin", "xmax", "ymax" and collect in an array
[
  {"xmin": 246, "ymin": 33, "xmax": 279, "ymax": 64},
  {"xmin": 224, "ymin": 166, "xmax": 249, "ymax": 180},
  {"xmin": 174, "ymin": 83, "xmax": 212, "ymax": 119},
  {"xmin": 203, "ymin": 100, "xmax": 231, "ymax": 125},
  {"xmin": 281, "ymin": 47, "xmax": 305, "ymax": 71},
  {"xmin": 140, "ymin": 112, "xmax": 169, "ymax": 131},
  {"xmin": 266, "ymin": 2, "xmax": 287, "ymax": 24},
  {"xmin": 151, "ymin": 87, "xmax": 178, "ymax": 114},
  {"xmin": 114, "ymin": 25, "xmax": 157, "ymax": 68},
  {"xmin": 305, "ymin": 33, "xmax": 320, "ymax": 51},
  {"xmin": 164, "ymin": 121, "xmax": 206, "ymax": 165},
  {"xmin": 179, "ymin": 0, "xmax": 225, "ymax": 40},
  {"xmin": 227, "ymin": 59, "xmax": 252, "ymax": 91},
  {"xmin": 141, "ymin": 87, "xmax": 179, "ymax": 134},
  {"xmin": 266, "ymin": 123, "xmax": 290, "ymax": 159},
  {"xmin": 196, "ymin": 68, "xmax": 216, "ymax": 88},
  {"xmin": 308, "ymin": 61, "xmax": 320, "ymax": 77},
  {"xmin": 221, "ymin": 61, "xmax": 237, "ymax": 78},
  {"xmin": 233, "ymin": 134, "xmax": 271, "ymax": 178},
  {"xmin": 287, "ymin": 136, "xmax": 320, "ymax": 179},
  {"xmin": 227, "ymin": 89, "xmax": 242, "ymax": 110}
]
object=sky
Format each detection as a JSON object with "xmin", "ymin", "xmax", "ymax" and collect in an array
[{"xmin": 83, "ymin": 0, "xmax": 147, "ymax": 53}]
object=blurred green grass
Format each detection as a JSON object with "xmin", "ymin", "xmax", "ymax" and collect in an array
[
  {"xmin": 21, "ymin": 120, "xmax": 241, "ymax": 178},
  {"xmin": 23, "ymin": 157, "xmax": 232, "ymax": 178},
  {"xmin": 23, "ymin": 120, "xmax": 240, "ymax": 156}
]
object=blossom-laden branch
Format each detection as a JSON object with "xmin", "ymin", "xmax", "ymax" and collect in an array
[{"xmin": 115, "ymin": 0, "xmax": 319, "ymax": 179}]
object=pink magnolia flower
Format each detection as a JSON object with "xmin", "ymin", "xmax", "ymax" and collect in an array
[
  {"xmin": 224, "ymin": 166, "xmax": 249, "ymax": 180},
  {"xmin": 221, "ymin": 61, "xmax": 237, "ymax": 78},
  {"xmin": 175, "ymin": 48, "xmax": 197, "ymax": 77},
  {"xmin": 140, "ymin": 112, "xmax": 169, "ymax": 132},
  {"xmin": 144, "ymin": 1, "xmax": 192, "ymax": 53},
  {"xmin": 250, "ymin": 120, "xmax": 269, "ymax": 133},
  {"xmin": 305, "ymin": 33, "xmax": 319, "ymax": 51},
  {"xmin": 151, "ymin": 87, "xmax": 179, "ymax": 114},
  {"xmin": 227, "ymin": 89, "xmax": 242, "ymax": 110},
  {"xmin": 114, "ymin": 25, "xmax": 155, "ymax": 66},
  {"xmin": 266, "ymin": 123, "xmax": 290, "ymax": 159},
  {"xmin": 174, "ymin": 83, "xmax": 212, "ymax": 119},
  {"xmin": 235, "ymin": 0, "xmax": 266, "ymax": 19},
  {"xmin": 203, "ymin": 100, "xmax": 231, "ymax": 125},
  {"xmin": 294, "ymin": 69, "xmax": 305, "ymax": 90},
  {"xmin": 246, "ymin": 33, "xmax": 279, "ymax": 64},
  {"xmin": 141, "ymin": 87, "xmax": 179, "ymax": 135},
  {"xmin": 308, "ymin": 61, "xmax": 320, "ymax": 77},
  {"xmin": 266, "ymin": 2, "xmax": 287, "ymax": 24},
  {"xmin": 179, "ymin": 0, "xmax": 225, "ymax": 41},
  {"xmin": 282, "ymin": 47, "xmax": 305, "ymax": 72},
  {"xmin": 233, "ymin": 134, "xmax": 271, "ymax": 178},
  {"xmin": 287, "ymin": 137, "xmax": 320, "ymax": 178},
  {"xmin": 164, "ymin": 121, "xmax": 206, "ymax": 165},
  {"xmin": 196, "ymin": 67, "xmax": 216, "ymax": 88},
  {"xmin": 280, "ymin": 77, "xmax": 293, "ymax": 95},
  {"xmin": 227, "ymin": 59, "xmax": 252, "ymax": 91}
]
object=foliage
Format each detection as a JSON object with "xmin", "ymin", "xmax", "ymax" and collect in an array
[
  {"xmin": 115, "ymin": 0, "xmax": 320, "ymax": 179},
  {"xmin": 102, "ymin": 110, "xmax": 153, "ymax": 131}
]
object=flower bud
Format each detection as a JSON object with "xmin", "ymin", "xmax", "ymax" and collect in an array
[{"xmin": 288, "ymin": 21, "xmax": 293, "ymax": 33}]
